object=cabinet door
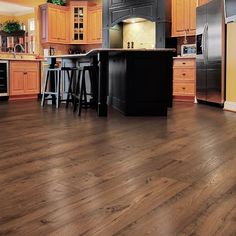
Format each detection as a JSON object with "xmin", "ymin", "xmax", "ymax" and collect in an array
[
  {"xmin": 57, "ymin": 9, "xmax": 69, "ymax": 43},
  {"xmin": 97, "ymin": 8, "xmax": 102, "ymax": 42},
  {"xmin": 187, "ymin": 0, "xmax": 197, "ymax": 36},
  {"xmin": 48, "ymin": 7, "xmax": 58, "ymax": 42},
  {"xmin": 70, "ymin": 5, "xmax": 88, "ymax": 44},
  {"xmin": 88, "ymin": 7, "xmax": 102, "ymax": 43},
  {"xmin": 24, "ymin": 71, "xmax": 39, "ymax": 94},
  {"xmin": 88, "ymin": 10, "xmax": 98, "ymax": 42},
  {"xmin": 172, "ymin": 0, "xmax": 187, "ymax": 37},
  {"xmin": 10, "ymin": 71, "xmax": 25, "ymax": 95}
]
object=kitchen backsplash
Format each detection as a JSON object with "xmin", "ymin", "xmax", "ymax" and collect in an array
[{"xmin": 123, "ymin": 20, "xmax": 155, "ymax": 49}]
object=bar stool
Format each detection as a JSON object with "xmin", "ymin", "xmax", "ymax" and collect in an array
[
  {"xmin": 41, "ymin": 67, "xmax": 78, "ymax": 109},
  {"xmin": 65, "ymin": 67, "xmax": 79, "ymax": 108},
  {"xmin": 73, "ymin": 65, "xmax": 98, "ymax": 116}
]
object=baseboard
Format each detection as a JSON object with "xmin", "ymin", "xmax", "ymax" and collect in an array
[
  {"xmin": 224, "ymin": 101, "xmax": 236, "ymax": 112},
  {"xmin": 9, "ymin": 94, "xmax": 39, "ymax": 101},
  {"xmin": 173, "ymin": 95, "xmax": 195, "ymax": 102}
]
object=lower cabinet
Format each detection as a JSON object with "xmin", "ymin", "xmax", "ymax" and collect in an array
[
  {"xmin": 10, "ymin": 61, "xmax": 40, "ymax": 100},
  {"xmin": 173, "ymin": 57, "xmax": 196, "ymax": 101}
]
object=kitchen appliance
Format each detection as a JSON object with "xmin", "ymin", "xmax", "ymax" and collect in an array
[
  {"xmin": 0, "ymin": 61, "xmax": 9, "ymax": 97},
  {"xmin": 196, "ymin": 0, "xmax": 225, "ymax": 105},
  {"xmin": 181, "ymin": 44, "xmax": 196, "ymax": 56},
  {"xmin": 225, "ymin": 0, "xmax": 236, "ymax": 23}
]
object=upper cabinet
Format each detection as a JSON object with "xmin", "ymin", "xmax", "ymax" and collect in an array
[
  {"xmin": 171, "ymin": 0, "xmax": 210, "ymax": 37},
  {"xmin": 40, "ymin": 3, "xmax": 70, "ymax": 44},
  {"xmin": 172, "ymin": 0, "xmax": 197, "ymax": 37},
  {"xmin": 88, "ymin": 5, "xmax": 102, "ymax": 44},
  {"xmin": 70, "ymin": 1, "xmax": 88, "ymax": 44},
  {"xmin": 39, "ymin": 1, "xmax": 102, "ymax": 45}
]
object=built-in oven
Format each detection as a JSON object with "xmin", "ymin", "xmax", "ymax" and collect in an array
[{"xmin": 0, "ymin": 61, "xmax": 9, "ymax": 97}]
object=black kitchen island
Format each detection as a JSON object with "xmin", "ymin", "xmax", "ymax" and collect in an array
[{"xmin": 47, "ymin": 48, "xmax": 176, "ymax": 117}]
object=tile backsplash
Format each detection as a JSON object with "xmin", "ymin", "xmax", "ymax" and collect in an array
[{"xmin": 123, "ymin": 20, "xmax": 156, "ymax": 49}]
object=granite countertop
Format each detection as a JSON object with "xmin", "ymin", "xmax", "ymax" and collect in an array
[
  {"xmin": 0, "ymin": 58, "xmax": 45, "ymax": 61},
  {"xmin": 173, "ymin": 56, "xmax": 196, "ymax": 59},
  {"xmin": 0, "ymin": 53, "xmax": 45, "ymax": 61},
  {"xmin": 47, "ymin": 48, "xmax": 177, "ymax": 58}
]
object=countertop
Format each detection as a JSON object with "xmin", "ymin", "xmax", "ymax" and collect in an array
[
  {"xmin": 47, "ymin": 48, "xmax": 177, "ymax": 59},
  {"xmin": 0, "ymin": 58, "xmax": 45, "ymax": 61},
  {"xmin": 173, "ymin": 56, "xmax": 196, "ymax": 59}
]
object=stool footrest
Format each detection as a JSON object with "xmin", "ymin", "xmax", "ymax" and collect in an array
[{"xmin": 44, "ymin": 92, "xmax": 58, "ymax": 95}]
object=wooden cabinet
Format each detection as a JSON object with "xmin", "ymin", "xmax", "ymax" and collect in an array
[
  {"xmin": 10, "ymin": 61, "xmax": 40, "ymax": 100},
  {"xmin": 70, "ymin": 1, "xmax": 88, "ymax": 44},
  {"xmin": 88, "ymin": 6, "xmax": 102, "ymax": 44},
  {"xmin": 172, "ymin": 0, "xmax": 197, "ymax": 37},
  {"xmin": 173, "ymin": 57, "xmax": 196, "ymax": 101},
  {"xmin": 40, "ymin": 3, "xmax": 69, "ymax": 44},
  {"xmin": 198, "ymin": 0, "xmax": 209, "ymax": 6}
]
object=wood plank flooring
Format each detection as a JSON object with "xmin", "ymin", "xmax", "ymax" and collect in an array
[{"xmin": 0, "ymin": 101, "xmax": 236, "ymax": 236}]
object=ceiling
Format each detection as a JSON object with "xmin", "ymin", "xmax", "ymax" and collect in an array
[
  {"xmin": 0, "ymin": 0, "xmax": 46, "ymax": 8},
  {"xmin": 0, "ymin": 1, "xmax": 36, "ymax": 15}
]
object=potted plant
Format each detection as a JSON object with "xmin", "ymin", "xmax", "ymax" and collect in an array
[
  {"xmin": 3, "ymin": 20, "xmax": 21, "ymax": 34},
  {"xmin": 47, "ymin": 0, "xmax": 66, "ymax": 6}
]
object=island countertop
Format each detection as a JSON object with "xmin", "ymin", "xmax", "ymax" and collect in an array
[{"xmin": 47, "ymin": 48, "xmax": 177, "ymax": 59}]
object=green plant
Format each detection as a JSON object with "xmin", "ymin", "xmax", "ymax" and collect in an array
[
  {"xmin": 3, "ymin": 20, "xmax": 21, "ymax": 33},
  {"xmin": 47, "ymin": 0, "xmax": 66, "ymax": 5}
]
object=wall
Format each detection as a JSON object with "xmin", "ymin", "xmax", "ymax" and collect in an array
[
  {"xmin": 123, "ymin": 20, "xmax": 155, "ymax": 49},
  {"xmin": 0, "ymin": 15, "xmax": 15, "ymax": 23},
  {"xmin": 224, "ymin": 23, "xmax": 236, "ymax": 112},
  {"xmin": 0, "ymin": 13, "xmax": 34, "ymax": 30}
]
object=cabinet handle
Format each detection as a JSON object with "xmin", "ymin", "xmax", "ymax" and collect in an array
[
  {"xmin": 182, "ymin": 62, "xmax": 186, "ymax": 65},
  {"xmin": 182, "ymin": 73, "xmax": 186, "ymax": 76},
  {"xmin": 182, "ymin": 87, "xmax": 186, "ymax": 90}
]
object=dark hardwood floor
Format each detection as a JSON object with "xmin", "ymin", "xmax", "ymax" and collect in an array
[{"xmin": 0, "ymin": 101, "xmax": 236, "ymax": 236}]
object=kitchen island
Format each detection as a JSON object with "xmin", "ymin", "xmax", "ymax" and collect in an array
[{"xmin": 47, "ymin": 48, "xmax": 176, "ymax": 117}]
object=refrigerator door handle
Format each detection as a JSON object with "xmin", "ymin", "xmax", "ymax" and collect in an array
[
  {"xmin": 202, "ymin": 23, "xmax": 208, "ymax": 64},
  {"xmin": 205, "ymin": 23, "xmax": 208, "ymax": 62}
]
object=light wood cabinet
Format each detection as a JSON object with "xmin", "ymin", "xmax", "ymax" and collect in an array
[
  {"xmin": 70, "ymin": 1, "xmax": 88, "ymax": 44},
  {"xmin": 88, "ymin": 6, "xmax": 102, "ymax": 44},
  {"xmin": 10, "ymin": 61, "xmax": 40, "ymax": 100},
  {"xmin": 173, "ymin": 57, "xmax": 196, "ymax": 101},
  {"xmin": 172, "ymin": 0, "xmax": 197, "ymax": 37},
  {"xmin": 40, "ymin": 3, "xmax": 69, "ymax": 44},
  {"xmin": 198, "ymin": 0, "xmax": 209, "ymax": 6}
]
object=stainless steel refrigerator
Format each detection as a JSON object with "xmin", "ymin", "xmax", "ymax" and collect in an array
[{"xmin": 196, "ymin": 0, "xmax": 225, "ymax": 105}]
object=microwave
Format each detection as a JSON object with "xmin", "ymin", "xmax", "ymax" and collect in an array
[
  {"xmin": 181, "ymin": 44, "xmax": 196, "ymax": 56},
  {"xmin": 225, "ymin": 0, "xmax": 236, "ymax": 23}
]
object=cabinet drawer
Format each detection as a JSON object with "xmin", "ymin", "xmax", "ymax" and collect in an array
[
  {"xmin": 174, "ymin": 68, "xmax": 195, "ymax": 80},
  {"xmin": 173, "ymin": 59, "xmax": 195, "ymax": 68},
  {"xmin": 10, "ymin": 61, "xmax": 39, "ymax": 71},
  {"xmin": 173, "ymin": 82, "xmax": 195, "ymax": 95}
]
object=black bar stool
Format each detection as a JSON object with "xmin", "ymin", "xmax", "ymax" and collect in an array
[
  {"xmin": 73, "ymin": 65, "xmax": 98, "ymax": 116},
  {"xmin": 41, "ymin": 67, "xmax": 78, "ymax": 109},
  {"xmin": 63, "ymin": 67, "xmax": 78, "ymax": 108}
]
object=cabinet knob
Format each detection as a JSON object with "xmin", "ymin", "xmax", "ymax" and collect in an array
[
  {"xmin": 182, "ymin": 87, "xmax": 186, "ymax": 90},
  {"xmin": 24, "ymin": 72, "xmax": 27, "ymax": 75},
  {"xmin": 182, "ymin": 62, "xmax": 186, "ymax": 65},
  {"xmin": 182, "ymin": 73, "xmax": 186, "ymax": 76}
]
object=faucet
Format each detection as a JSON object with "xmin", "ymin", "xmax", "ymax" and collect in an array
[{"xmin": 13, "ymin": 44, "xmax": 25, "ymax": 58}]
